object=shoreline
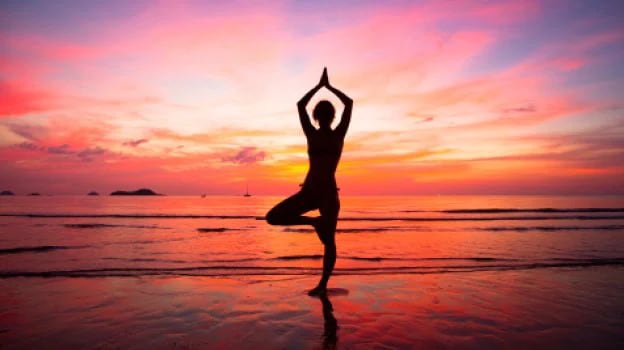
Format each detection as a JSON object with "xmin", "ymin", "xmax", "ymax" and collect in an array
[{"xmin": 1, "ymin": 266, "xmax": 622, "ymax": 349}]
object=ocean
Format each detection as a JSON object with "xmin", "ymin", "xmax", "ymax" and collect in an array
[
  {"xmin": 1, "ymin": 195, "xmax": 624, "ymax": 348},
  {"xmin": 1, "ymin": 195, "xmax": 622, "ymax": 278}
]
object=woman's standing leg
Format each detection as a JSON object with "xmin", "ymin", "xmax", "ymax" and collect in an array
[{"xmin": 309, "ymin": 192, "xmax": 340, "ymax": 295}]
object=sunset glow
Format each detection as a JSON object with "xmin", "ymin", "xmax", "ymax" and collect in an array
[{"xmin": 1, "ymin": 0, "xmax": 623, "ymax": 195}]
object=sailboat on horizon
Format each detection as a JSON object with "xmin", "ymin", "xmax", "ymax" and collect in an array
[{"xmin": 243, "ymin": 183, "xmax": 251, "ymax": 197}]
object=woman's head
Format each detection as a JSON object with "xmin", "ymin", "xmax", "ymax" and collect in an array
[{"xmin": 313, "ymin": 100, "xmax": 335, "ymax": 129}]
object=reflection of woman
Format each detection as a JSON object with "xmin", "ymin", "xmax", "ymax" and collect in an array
[
  {"xmin": 319, "ymin": 294, "xmax": 338, "ymax": 349},
  {"xmin": 266, "ymin": 68, "xmax": 352, "ymax": 295}
]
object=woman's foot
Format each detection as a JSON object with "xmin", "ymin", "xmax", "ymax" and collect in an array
[{"xmin": 307, "ymin": 285, "xmax": 327, "ymax": 296}]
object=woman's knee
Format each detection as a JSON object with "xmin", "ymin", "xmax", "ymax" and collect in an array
[
  {"xmin": 323, "ymin": 239, "xmax": 336, "ymax": 251},
  {"xmin": 265, "ymin": 207, "xmax": 283, "ymax": 225},
  {"xmin": 319, "ymin": 231, "xmax": 336, "ymax": 247}
]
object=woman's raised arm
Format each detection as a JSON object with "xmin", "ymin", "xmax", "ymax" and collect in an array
[
  {"xmin": 297, "ymin": 83, "xmax": 322, "ymax": 136},
  {"xmin": 327, "ymin": 84, "xmax": 352, "ymax": 137},
  {"xmin": 298, "ymin": 70, "xmax": 328, "ymax": 136}
]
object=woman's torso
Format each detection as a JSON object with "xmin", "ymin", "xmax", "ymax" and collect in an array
[{"xmin": 303, "ymin": 129, "xmax": 343, "ymax": 191}]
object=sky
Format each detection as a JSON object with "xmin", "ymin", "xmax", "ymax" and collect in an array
[{"xmin": 1, "ymin": 0, "xmax": 623, "ymax": 195}]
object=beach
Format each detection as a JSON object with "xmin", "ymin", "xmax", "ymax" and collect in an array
[
  {"xmin": 2, "ymin": 269, "xmax": 623, "ymax": 349},
  {"xmin": 1, "ymin": 195, "xmax": 623, "ymax": 348}
]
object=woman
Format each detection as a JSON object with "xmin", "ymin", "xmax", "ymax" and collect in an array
[{"xmin": 266, "ymin": 68, "xmax": 352, "ymax": 296}]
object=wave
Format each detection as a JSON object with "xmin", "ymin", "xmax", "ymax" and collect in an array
[
  {"xmin": 0, "ymin": 213, "xmax": 624, "ymax": 223},
  {"xmin": 440, "ymin": 208, "xmax": 624, "ymax": 214},
  {"xmin": 104, "ymin": 257, "xmax": 261, "ymax": 264},
  {"xmin": 0, "ymin": 208, "xmax": 624, "ymax": 221},
  {"xmin": 396, "ymin": 208, "xmax": 624, "ymax": 214},
  {"xmin": 103, "ymin": 257, "xmax": 189, "ymax": 264},
  {"xmin": 197, "ymin": 227, "xmax": 243, "ymax": 233},
  {"xmin": 272, "ymin": 254, "xmax": 324, "ymax": 260},
  {"xmin": 282, "ymin": 225, "xmax": 624, "ymax": 234},
  {"xmin": 102, "ymin": 237, "xmax": 187, "ymax": 246},
  {"xmin": 0, "ymin": 245, "xmax": 88, "ymax": 255},
  {"xmin": 271, "ymin": 255, "xmax": 518, "ymax": 262},
  {"xmin": 343, "ymin": 256, "xmax": 517, "ymax": 262},
  {"xmin": 479, "ymin": 225, "xmax": 624, "ymax": 232},
  {"xmin": 64, "ymin": 223, "xmax": 167, "ymax": 229},
  {"xmin": 96, "ymin": 255, "xmax": 519, "ymax": 263},
  {"xmin": 282, "ymin": 227, "xmax": 410, "ymax": 233},
  {"xmin": 0, "ymin": 214, "xmax": 256, "ymax": 219},
  {"xmin": 339, "ymin": 215, "xmax": 624, "ymax": 221},
  {"xmin": 2, "ymin": 258, "xmax": 622, "ymax": 278}
]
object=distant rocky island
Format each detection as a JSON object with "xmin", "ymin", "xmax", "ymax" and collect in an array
[
  {"xmin": 0, "ymin": 190, "xmax": 15, "ymax": 196},
  {"xmin": 110, "ymin": 188, "xmax": 162, "ymax": 196},
  {"xmin": 87, "ymin": 191, "xmax": 100, "ymax": 196}
]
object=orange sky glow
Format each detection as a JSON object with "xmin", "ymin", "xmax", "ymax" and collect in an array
[{"xmin": 1, "ymin": 0, "xmax": 623, "ymax": 195}]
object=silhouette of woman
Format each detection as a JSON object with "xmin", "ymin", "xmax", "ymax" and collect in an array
[{"xmin": 266, "ymin": 68, "xmax": 352, "ymax": 296}]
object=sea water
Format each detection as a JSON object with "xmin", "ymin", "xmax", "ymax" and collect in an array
[{"xmin": 1, "ymin": 195, "xmax": 622, "ymax": 277}]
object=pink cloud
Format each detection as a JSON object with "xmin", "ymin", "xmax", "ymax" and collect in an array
[
  {"xmin": 0, "ymin": 81, "xmax": 55, "ymax": 116},
  {"xmin": 550, "ymin": 57, "xmax": 587, "ymax": 71},
  {"xmin": 221, "ymin": 146, "xmax": 266, "ymax": 165}
]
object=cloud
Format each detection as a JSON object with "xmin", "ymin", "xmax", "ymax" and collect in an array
[
  {"xmin": 502, "ymin": 105, "xmax": 537, "ymax": 114},
  {"xmin": 47, "ymin": 144, "xmax": 73, "ymax": 155},
  {"xmin": 15, "ymin": 142, "xmax": 44, "ymax": 151},
  {"xmin": 408, "ymin": 113, "xmax": 436, "ymax": 123},
  {"xmin": 151, "ymin": 128, "xmax": 280, "ymax": 144},
  {"xmin": 222, "ymin": 146, "xmax": 266, "ymax": 165},
  {"xmin": 11, "ymin": 141, "xmax": 108, "ymax": 162},
  {"xmin": 5, "ymin": 122, "xmax": 49, "ymax": 141},
  {"xmin": 123, "ymin": 138, "xmax": 149, "ymax": 147},
  {"xmin": 77, "ymin": 146, "xmax": 107, "ymax": 162},
  {"xmin": 0, "ymin": 81, "xmax": 55, "ymax": 117}
]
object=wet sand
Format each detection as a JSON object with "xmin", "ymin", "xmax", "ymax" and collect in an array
[{"xmin": 1, "ymin": 267, "xmax": 623, "ymax": 349}]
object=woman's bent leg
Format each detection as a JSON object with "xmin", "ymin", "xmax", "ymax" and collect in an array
[{"xmin": 266, "ymin": 192, "xmax": 317, "ymax": 226}]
